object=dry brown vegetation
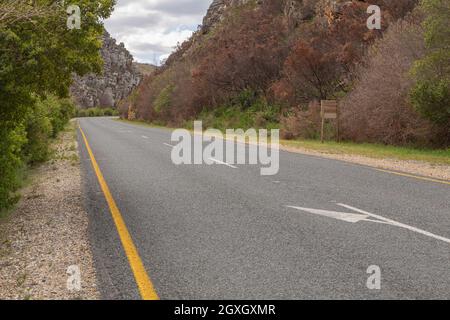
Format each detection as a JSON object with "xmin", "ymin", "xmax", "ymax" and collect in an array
[
  {"xmin": 341, "ymin": 16, "xmax": 443, "ymax": 146},
  {"xmin": 120, "ymin": 0, "xmax": 448, "ymax": 148}
]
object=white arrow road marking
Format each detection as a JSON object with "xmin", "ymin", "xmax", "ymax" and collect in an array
[
  {"xmin": 286, "ymin": 204, "xmax": 450, "ymax": 245},
  {"xmin": 286, "ymin": 206, "xmax": 370, "ymax": 223},
  {"xmin": 337, "ymin": 203, "xmax": 450, "ymax": 245},
  {"xmin": 141, "ymin": 135, "xmax": 149, "ymax": 139}
]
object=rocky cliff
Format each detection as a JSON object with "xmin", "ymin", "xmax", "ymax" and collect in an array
[
  {"xmin": 201, "ymin": 0, "xmax": 367, "ymax": 32},
  {"xmin": 202, "ymin": 0, "xmax": 259, "ymax": 31},
  {"xmin": 201, "ymin": 0, "xmax": 324, "ymax": 31},
  {"xmin": 70, "ymin": 31, "xmax": 142, "ymax": 109},
  {"xmin": 164, "ymin": 0, "xmax": 318, "ymax": 66}
]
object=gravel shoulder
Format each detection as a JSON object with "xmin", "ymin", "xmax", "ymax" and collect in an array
[
  {"xmin": 0, "ymin": 120, "xmax": 99, "ymax": 300},
  {"xmin": 280, "ymin": 144, "xmax": 450, "ymax": 181}
]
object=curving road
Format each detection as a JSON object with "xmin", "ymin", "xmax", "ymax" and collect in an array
[{"xmin": 78, "ymin": 117, "xmax": 450, "ymax": 300}]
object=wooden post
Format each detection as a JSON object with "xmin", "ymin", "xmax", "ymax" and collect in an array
[
  {"xmin": 321, "ymin": 116, "xmax": 325, "ymax": 143},
  {"xmin": 336, "ymin": 104, "xmax": 340, "ymax": 143},
  {"xmin": 320, "ymin": 100, "xmax": 338, "ymax": 143}
]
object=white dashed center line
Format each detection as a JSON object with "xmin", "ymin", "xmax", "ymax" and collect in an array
[{"xmin": 208, "ymin": 158, "xmax": 238, "ymax": 169}]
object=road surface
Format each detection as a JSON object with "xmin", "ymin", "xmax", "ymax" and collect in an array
[{"xmin": 78, "ymin": 117, "xmax": 450, "ymax": 300}]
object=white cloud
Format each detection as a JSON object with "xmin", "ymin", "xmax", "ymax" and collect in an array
[{"xmin": 104, "ymin": 0, "xmax": 212, "ymax": 65}]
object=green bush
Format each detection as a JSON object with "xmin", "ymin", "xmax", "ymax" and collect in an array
[
  {"xmin": 23, "ymin": 99, "xmax": 53, "ymax": 164},
  {"xmin": 48, "ymin": 97, "xmax": 76, "ymax": 138},
  {"xmin": 410, "ymin": 0, "xmax": 450, "ymax": 127},
  {"xmin": 0, "ymin": 95, "xmax": 75, "ymax": 210},
  {"xmin": 232, "ymin": 89, "xmax": 259, "ymax": 109},
  {"xmin": 87, "ymin": 108, "xmax": 98, "ymax": 117},
  {"xmin": 76, "ymin": 107, "xmax": 119, "ymax": 117},
  {"xmin": 410, "ymin": 79, "xmax": 450, "ymax": 125},
  {"xmin": 199, "ymin": 91, "xmax": 280, "ymax": 131},
  {"xmin": 21, "ymin": 95, "xmax": 76, "ymax": 164},
  {"xmin": 0, "ymin": 0, "xmax": 115, "ymax": 211},
  {"xmin": 0, "ymin": 125, "xmax": 27, "ymax": 211},
  {"xmin": 76, "ymin": 109, "xmax": 88, "ymax": 117},
  {"xmin": 154, "ymin": 85, "xmax": 175, "ymax": 113}
]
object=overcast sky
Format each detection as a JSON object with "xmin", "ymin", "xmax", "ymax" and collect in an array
[{"xmin": 104, "ymin": 0, "xmax": 213, "ymax": 65}]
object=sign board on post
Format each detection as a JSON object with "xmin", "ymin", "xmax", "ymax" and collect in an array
[{"xmin": 320, "ymin": 100, "xmax": 339, "ymax": 143}]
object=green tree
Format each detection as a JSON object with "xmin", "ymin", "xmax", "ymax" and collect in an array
[
  {"xmin": 0, "ymin": 0, "xmax": 115, "ymax": 210},
  {"xmin": 0, "ymin": 126, "xmax": 27, "ymax": 211},
  {"xmin": 1, "ymin": 0, "xmax": 115, "ymax": 122},
  {"xmin": 154, "ymin": 84, "xmax": 175, "ymax": 113},
  {"xmin": 410, "ymin": 0, "xmax": 450, "ymax": 125}
]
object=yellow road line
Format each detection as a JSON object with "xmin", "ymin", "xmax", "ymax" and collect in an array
[
  {"xmin": 78, "ymin": 123, "xmax": 159, "ymax": 300},
  {"xmin": 376, "ymin": 169, "xmax": 450, "ymax": 185}
]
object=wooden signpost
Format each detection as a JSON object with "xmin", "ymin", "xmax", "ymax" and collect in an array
[{"xmin": 320, "ymin": 100, "xmax": 340, "ymax": 143}]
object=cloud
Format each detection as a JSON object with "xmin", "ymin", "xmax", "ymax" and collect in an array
[{"xmin": 104, "ymin": 0, "xmax": 212, "ymax": 65}]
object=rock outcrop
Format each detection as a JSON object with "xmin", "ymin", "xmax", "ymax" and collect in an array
[
  {"xmin": 202, "ymin": 0, "xmax": 245, "ymax": 30},
  {"xmin": 70, "ymin": 31, "xmax": 142, "ymax": 109},
  {"xmin": 201, "ymin": 0, "xmax": 327, "ymax": 33}
]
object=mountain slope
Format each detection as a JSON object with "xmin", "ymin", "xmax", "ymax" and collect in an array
[{"xmin": 119, "ymin": 0, "xmax": 449, "ymax": 147}]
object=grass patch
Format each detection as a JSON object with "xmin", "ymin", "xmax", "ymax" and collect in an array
[{"xmin": 0, "ymin": 207, "xmax": 13, "ymax": 222}]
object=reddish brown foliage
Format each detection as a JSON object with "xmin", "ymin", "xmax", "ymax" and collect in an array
[
  {"xmin": 280, "ymin": 101, "xmax": 322, "ymax": 140},
  {"xmin": 192, "ymin": 1, "xmax": 288, "ymax": 109},
  {"xmin": 340, "ymin": 16, "xmax": 446, "ymax": 146},
  {"xmin": 127, "ymin": 0, "xmax": 441, "ymax": 146},
  {"xmin": 274, "ymin": 1, "xmax": 380, "ymax": 106}
]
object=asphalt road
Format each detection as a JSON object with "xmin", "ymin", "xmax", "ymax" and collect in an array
[{"xmin": 78, "ymin": 117, "xmax": 450, "ymax": 300}]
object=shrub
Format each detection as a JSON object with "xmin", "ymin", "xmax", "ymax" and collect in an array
[
  {"xmin": 76, "ymin": 109, "xmax": 88, "ymax": 118},
  {"xmin": 103, "ymin": 108, "xmax": 116, "ymax": 116},
  {"xmin": 0, "ymin": 0, "xmax": 115, "ymax": 211},
  {"xmin": 410, "ymin": 0, "xmax": 450, "ymax": 127},
  {"xmin": 154, "ymin": 85, "xmax": 175, "ymax": 113},
  {"xmin": 48, "ymin": 97, "xmax": 76, "ymax": 137},
  {"xmin": 340, "ymin": 18, "xmax": 442, "ymax": 146},
  {"xmin": 199, "ymin": 92, "xmax": 280, "ymax": 131},
  {"xmin": 0, "ymin": 94, "xmax": 76, "ymax": 210},
  {"xmin": 0, "ymin": 125, "xmax": 27, "ymax": 211},
  {"xmin": 23, "ymin": 98, "xmax": 53, "ymax": 164},
  {"xmin": 87, "ymin": 108, "xmax": 98, "ymax": 117},
  {"xmin": 280, "ymin": 101, "xmax": 322, "ymax": 140},
  {"xmin": 22, "ymin": 95, "xmax": 76, "ymax": 164},
  {"xmin": 76, "ymin": 107, "xmax": 118, "ymax": 117},
  {"xmin": 410, "ymin": 79, "xmax": 450, "ymax": 125}
]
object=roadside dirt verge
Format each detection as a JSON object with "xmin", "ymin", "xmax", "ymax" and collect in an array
[
  {"xmin": 0, "ymin": 120, "xmax": 99, "ymax": 300},
  {"xmin": 281, "ymin": 144, "xmax": 450, "ymax": 182}
]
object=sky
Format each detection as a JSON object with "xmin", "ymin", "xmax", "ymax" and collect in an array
[{"xmin": 104, "ymin": 0, "xmax": 213, "ymax": 65}]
